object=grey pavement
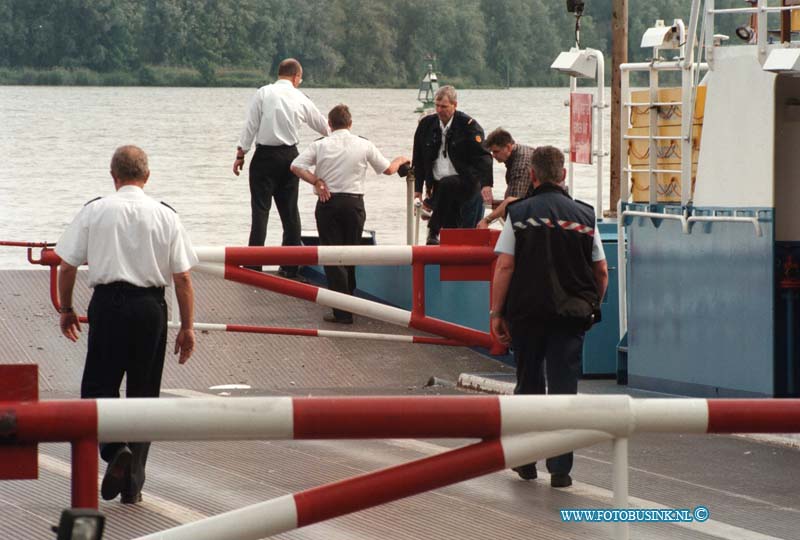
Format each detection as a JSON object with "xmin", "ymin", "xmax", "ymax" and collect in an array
[{"xmin": 0, "ymin": 269, "xmax": 798, "ymax": 540}]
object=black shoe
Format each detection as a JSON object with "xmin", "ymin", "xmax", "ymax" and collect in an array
[
  {"xmin": 101, "ymin": 446, "xmax": 132, "ymax": 501},
  {"xmin": 426, "ymin": 231, "xmax": 440, "ymax": 245},
  {"xmin": 323, "ymin": 313, "xmax": 353, "ymax": 324},
  {"xmin": 512, "ymin": 464, "xmax": 537, "ymax": 480},
  {"xmin": 120, "ymin": 491, "xmax": 142, "ymax": 504},
  {"xmin": 550, "ymin": 473, "xmax": 572, "ymax": 488}
]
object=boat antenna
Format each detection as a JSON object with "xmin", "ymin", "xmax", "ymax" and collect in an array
[{"xmin": 566, "ymin": 0, "xmax": 585, "ymax": 48}]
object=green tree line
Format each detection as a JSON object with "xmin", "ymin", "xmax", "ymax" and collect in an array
[{"xmin": 0, "ymin": 0, "xmax": 735, "ymax": 87}]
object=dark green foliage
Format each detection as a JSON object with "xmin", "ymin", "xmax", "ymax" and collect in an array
[{"xmin": 0, "ymin": 0, "xmax": 739, "ymax": 87}]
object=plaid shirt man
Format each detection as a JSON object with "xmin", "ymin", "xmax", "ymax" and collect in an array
[{"xmin": 504, "ymin": 143, "xmax": 536, "ymax": 199}]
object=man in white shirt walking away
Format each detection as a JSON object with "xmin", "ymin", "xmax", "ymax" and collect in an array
[
  {"xmin": 233, "ymin": 58, "xmax": 330, "ymax": 277},
  {"xmin": 291, "ymin": 104, "xmax": 409, "ymax": 324},
  {"xmin": 56, "ymin": 145, "xmax": 197, "ymax": 504}
]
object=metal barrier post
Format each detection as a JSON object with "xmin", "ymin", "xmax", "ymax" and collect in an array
[
  {"xmin": 71, "ymin": 437, "xmax": 98, "ymax": 509},
  {"xmin": 612, "ymin": 437, "xmax": 629, "ymax": 540}
]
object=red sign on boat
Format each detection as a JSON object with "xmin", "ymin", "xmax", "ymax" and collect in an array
[{"xmin": 570, "ymin": 92, "xmax": 593, "ymax": 164}]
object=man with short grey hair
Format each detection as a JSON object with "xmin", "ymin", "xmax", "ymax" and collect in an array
[
  {"xmin": 56, "ymin": 145, "xmax": 197, "ymax": 504},
  {"xmin": 412, "ymin": 85, "xmax": 493, "ymax": 244}
]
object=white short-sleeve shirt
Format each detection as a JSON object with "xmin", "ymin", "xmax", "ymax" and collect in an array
[
  {"xmin": 291, "ymin": 129, "xmax": 390, "ymax": 194},
  {"xmin": 494, "ymin": 216, "xmax": 606, "ymax": 262},
  {"xmin": 55, "ymin": 185, "xmax": 198, "ymax": 288},
  {"xmin": 238, "ymin": 79, "xmax": 329, "ymax": 149}
]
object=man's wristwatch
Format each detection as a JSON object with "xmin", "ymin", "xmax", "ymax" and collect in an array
[
  {"xmin": 58, "ymin": 306, "xmax": 74, "ymax": 314},
  {"xmin": 489, "ymin": 310, "xmax": 503, "ymax": 319}
]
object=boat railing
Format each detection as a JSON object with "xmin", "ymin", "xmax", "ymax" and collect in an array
[
  {"xmin": 686, "ymin": 212, "xmax": 763, "ymax": 237},
  {"xmin": 705, "ymin": 0, "xmax": 800, "ymax": 65},
  {"xmin": 617, "ymin": 205, "xmax": 766, "ymax": 335}
]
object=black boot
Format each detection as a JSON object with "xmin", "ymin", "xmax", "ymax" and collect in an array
[{"xmin": 426, "ymin": 229, "xmax": 440, "ymax": 245}]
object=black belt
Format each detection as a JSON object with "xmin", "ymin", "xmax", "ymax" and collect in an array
[
  {"xmin": 95, "ymin": 281, "xmax": 165, "ymax": 297},
  {"xmin": 330, "ymin": 193, "xmax": 364, "ymax": 199},
  {"xmin": 256, "ymin": 143, "xmax": 297, "ymax": 150}
]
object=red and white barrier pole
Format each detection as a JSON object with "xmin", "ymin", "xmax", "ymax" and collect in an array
[
  {"xmin": 6, "ymin": 397, "xmax": 800, "ymax": 445},
  {"xmin": 4, "ymin": 394, "xmax": 799, "ymax": 517},
  {"xmin": 183, "ymin": 322, "xmax": 462, "ymax": 346},
  {"xmin": 194, "ymin": 245, "xmax": 497, "ymax": 267},
  {"xmin": 196, "ymin": 263, "xmax": 492, "ymax": 348},
  {"xmin": 133, "ymin": 429, "xmax": 611, "ymax": 540},
  {"xmin": 22, "ymin": 243, "xmax": 499, "ymax": 349}
]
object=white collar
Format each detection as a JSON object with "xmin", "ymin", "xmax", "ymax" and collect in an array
[
  {"xmin": 439, "ymin": 116, "xmax": 453, "ymax": 133},
  {"xmin": 117, "ymin": 185, "xmax": 144, "ymax": 194}
]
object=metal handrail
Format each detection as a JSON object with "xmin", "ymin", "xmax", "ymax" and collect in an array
[
  {"xmin": 687, "ymin": 215, "xmax": 763, "ymax": 237},
  {"xmin": 624, "ymin": 135, "xmax": 688, "ymax": 141},
  {"xmin": 624, "ymin": 168, "xmax": 682, "ymax": 174},
  {"xmin": 624, "ymin": 100, "xmax": 683, "ymax": 107},
  {"xmin": 622, "ymin": 209, "xmax": 689, "ymax": 234},
  {"xmin": 709, "ymin": 5, "xmax": 800, "ymax": 15}
]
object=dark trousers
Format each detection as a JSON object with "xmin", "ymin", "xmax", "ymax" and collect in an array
[
  {"xmin": 315, "ymin": 194, "xmax": 366, "ymax": 320},
  {"xmin": 248, "ymin": 144, "xmax": 301, "ymax": 273},
  {"xmin": 511, "ymin": 326, "xmax": 584, "ymax": 475},
  {"xmin": 81, "ymin": 283, "xmax": 167, "ymax": 497},
  {"xmin": 428, "ymin": 174, "xmax": 480, "ymax": 233},
  {"xmin": 460, "ymin": 190, "xmax": 485, "ymax": 228}
]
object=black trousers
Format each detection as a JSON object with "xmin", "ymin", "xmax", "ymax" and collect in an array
[
  {"xmin": 511, "ymin": 326, "xmax": 584, "ymax": 475},
  {"xmin": 315, "ymin": 194, "xmax": 366, "ymax": 319},
  {"xmin": 81, "ymin": 283, "xmax": 167, "ymax": 497},
  {"xmin": 428, "ymin": 174, "xmax": 480, "ymax": 233},
  {"xmin": 248, "ymin": 144, "xmax": 301, "ymax": 273}
]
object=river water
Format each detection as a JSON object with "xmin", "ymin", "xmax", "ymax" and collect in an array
[{"xmin": 0, "ymin": 86, "xmax": 610, "ymax": 269}]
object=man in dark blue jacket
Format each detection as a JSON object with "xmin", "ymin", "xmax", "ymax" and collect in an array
[
  {"xmin": 490, "ymin": 146, "xmax": 608, "ymax": 488},
  {"xmin": 412, "ymin": 85, "xmax": 493, "ymax": 244}
]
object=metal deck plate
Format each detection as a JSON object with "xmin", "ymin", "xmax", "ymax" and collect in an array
[{"xmin": 0, "ymin": 269, "xmax": 798, "ymax": 539}]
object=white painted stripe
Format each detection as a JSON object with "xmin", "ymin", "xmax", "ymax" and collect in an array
[
  {"xmin": 317, "ymin": 245, "xmax": 413, "ymax": 265},
  {"xmin": 162, "ymin": 388, "xmax": 221, "ymax": 398},
  {"xmin": 97, "ymin": 397, "xmax": 294, "ymax": 442},
  {"xmin": 575, "ymin": 455, "xmax": 790, "ymax": 540},
  {"xmin": 209, "ymin": 384, "xmax": 252, "ymax": 390},
  {"xmin": 189, "ymin": 322, "xmax": 228, "ymax": 332},
  {"xmin": 386, "ymin": 438, "xmax": 787, "ymax": 540},
  {"xmin": 501, "ymin": 430, "xmax": 613, "ymax": 469},
  {"xmin": 499, "ymin": 395, "xmax": 633, "ymax": 436},
  {"xmin": 193, "ymin": 246, "xmax": 226, "ymax": 263},
  {"xmin": 631, "ymin": 398, "xmax": 709, "ymax": 433},
  {"xmin": 317, "ymin": 329, "xmax": 414, "ymax": 342},
  {"xmin": 193, "ymin": 262, "xmax": 226, "ymax": 277},
  {"xmin": 316, "ymin": 288, "xmax": 412, "ymax": 326},
  {"xmin": 134, "ymin": 494, "xmax": 298, "ymax": 540},
  {"xmin": 38, "ymin": 454, "xmax": 209, "ymax": 524}
]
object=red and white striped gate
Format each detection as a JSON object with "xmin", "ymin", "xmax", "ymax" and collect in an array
[{"xmin": 3, "ymin": 393, "xmax": 799, "ymax": 540}]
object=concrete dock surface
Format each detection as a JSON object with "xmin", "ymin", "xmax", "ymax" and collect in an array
[{"xmin": 1, "ymin": 269, "xmax": 798, "ymax": 540}]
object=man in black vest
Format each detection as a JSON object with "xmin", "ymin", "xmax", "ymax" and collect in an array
[
  {"xmin": 489, "ymin": 146, "xmax": 608, "ymax": 488},
  {"xmin": 412, "ymin": 85, "xmax": 493, "ymax": 244}
]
